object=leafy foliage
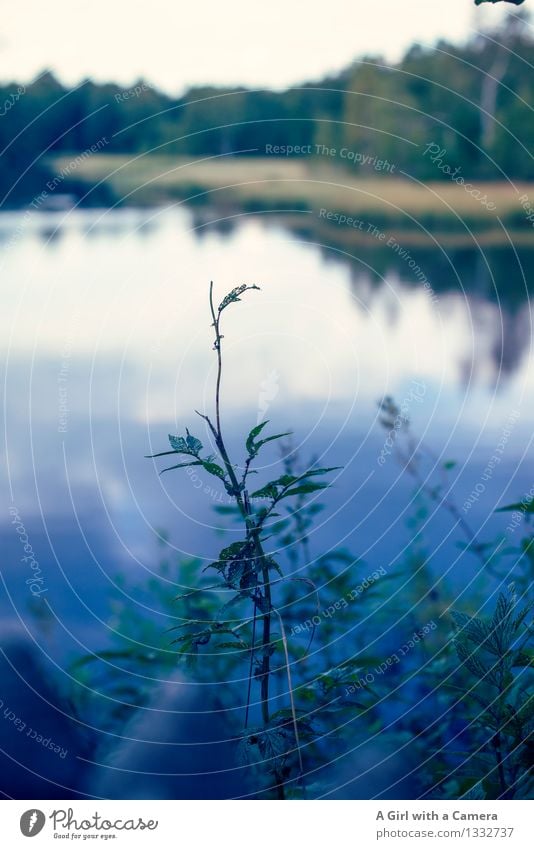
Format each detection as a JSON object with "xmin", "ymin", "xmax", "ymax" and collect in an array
[
  {"xmin": 475, "ymin": 0, "xmax": 526, "ymax": 5},
  {"xmin": 69, "ymin": 352, "xmax": 534, "ymax": 799},
  {"xmin": 451, "ymin": 590, "xmax": 534, "ymax": 799},
  {"xmin": 145, "ymin": 283, "xmax": 341, "ymax": 796},
  {"xmin": 6, "ymin": 14, "xmax": 534, "ymax": 211}
]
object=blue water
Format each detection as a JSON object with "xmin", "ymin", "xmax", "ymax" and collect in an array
[{"xmin": 1, "ymin": 206, "xmax": 533, "ymax": 664}]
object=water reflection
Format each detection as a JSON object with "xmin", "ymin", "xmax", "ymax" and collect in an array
[{"xmin": 1, "ymin": 206, "xmax": 532, "ymax": 654}]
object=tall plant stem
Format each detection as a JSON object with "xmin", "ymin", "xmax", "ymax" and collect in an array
[
  {"xmin": 493, "ymin": 657, "xmax": 511, "ymax": 799},
  {"xmin": 244, "ymin": 600, "xmax": 257, "ymax": 728},
  {"xmin": 400, "ymin": 436, "xmax": 494, "ymax": 571},
  {"xmin": 209, "ymin": 281, "xmax": 224, "ymax": 442},
  {"xmin": 208, "ymin": 281, "xmax": 273, "ymax": 727},
  {"xmin": 493, "ymin": 730, "xmax": 509, "ymax": 799},
  {"xmin": 258, "ymin": 540, "xmax": 272, "ymax": 725},
  {"xmin": 273, "ymin": 608, "xmax": 304, "ymax": 777}
]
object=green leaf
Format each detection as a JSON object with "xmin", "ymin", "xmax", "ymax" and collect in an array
[
  {"xmin": 209, "ymin": 540, "xmax": 257, "ymax": 586},
  {"xmin": 185, "ymin": 428, "xmax": 203, "ymax": 455},
  {"xmin": 161, "ymin": 460, "xmax": 203, "ymax": 474},
  {"xmin": 202, "ymin": 460, "xmax": 227, "ymax": 481},
  {"xmin": 277, "ymin": 474, "xmax": 299, "ymax": 487},
  {"xmin": 513, "ymin": 650, "xmax": 534, "ymax": 668},
  {"xmin": 246, "ymin": 421, "xmax": 269, "ymax": 454},
  {"xmin": 255, "ymin": 431, "xmax": 292, "ymax": 452},
  {"xmin": 245, "ymin": 420, "xmax": 292, "ymax": 459},
  {"xmin": 168, "ymin": 434, "xmax": 190, "ymax": 453},
  {"xmin": 213, "ymin": 505, "xmax": 241, "ymax": 515},
  {"xmin": 516, "ymin": 694, "xmax": 534, "ymax": 725},
  {"xmin": 251, "ymin": 483, "xmax": 279, "ymax": 500},
  {"xmin": 218, "ymin": 283, "xmax": 260, "ymax": 313},
  {"xmin": 491, "ymin": 592, "xmax": 515, "ymax": 631},
  {"xmin": 461, "ymin": 781, "xmax": 486, "ymax": 800},
  {"xmin": 69, "ymin": 650, "xmax": 155, "ymax": 670},
  {"xmin": 513, "ymin": 599, "xmax": 534, "ymax": 631},
  {"xmin": 301, "ymin": 466, "xmax": 341, "ymax": 477},
  {"xmin": 280, "ymin": 482, "xmax": 330, "ymax": 499},
  {"xmin": 216, "ymin": 592, "xmax": 250, "ymax": 619},
  {"xmin": 227, "ymin": 559, "xmax": 247, "ymax": 585},
  {"xmin": 265, "ymin": 556, "xmax": 283, "ymax": 576},
  {"xmin": 250, "ymin": 467, "xmax": 340, "ymax": 500},
  {"xmin": 219, "ymin": 541, "xmax": 249, "ymax": 560},
  {"xmin": 496, "ymin": 498, "xmax": 534, "ymax": 514},
  {"xmin": 145, "ymin": 450, "xmax": 184, "ymax": 458}
]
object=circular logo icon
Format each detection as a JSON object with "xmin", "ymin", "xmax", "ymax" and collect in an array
[{"xmin": 20, "ymin": 810, "xmax": 46, "ymax": 837}]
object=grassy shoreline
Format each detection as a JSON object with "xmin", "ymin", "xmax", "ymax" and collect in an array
[{"xmin": 49, "ymin": 154, "xmax": 534, "ymax": 244}]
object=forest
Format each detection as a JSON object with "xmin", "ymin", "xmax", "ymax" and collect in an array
[{"xmin": 2, "ymin": 14, "xmax": 534, "ymax": 204}]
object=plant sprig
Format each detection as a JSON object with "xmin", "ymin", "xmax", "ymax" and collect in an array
[{"xmin": 146, "ymin": 281, "xmax": 341, "ymax": 797}]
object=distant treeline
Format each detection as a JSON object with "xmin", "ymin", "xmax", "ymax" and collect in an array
[{"xmin": 1, "ymin": 16, "xmax": 534, "ymax": 204}]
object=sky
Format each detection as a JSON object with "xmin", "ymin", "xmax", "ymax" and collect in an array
[{"xmin": 0, "ymin": 0, "xmax": 514, "ymax": 94}]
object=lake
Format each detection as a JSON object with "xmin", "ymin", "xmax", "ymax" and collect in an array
[{"xmin": 1, "ymin": 204, "xmax": 533, "ymax": 662}]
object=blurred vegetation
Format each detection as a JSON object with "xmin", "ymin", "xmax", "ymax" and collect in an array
[
  {"xmin": 70, "ymin": 412, "xmax": 534, "ymax": 799},
  {"xmin": 68, "ymin": 294, "xmax": 533, "ymax": 800},
  {"xmin": 2, "ymin": 15, "xmax": 534, "ymax": 206}
]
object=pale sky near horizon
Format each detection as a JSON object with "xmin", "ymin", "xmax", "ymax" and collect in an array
[{"xmin": 0, "ymin": 0, "xmax": 518, "ymax": 94}]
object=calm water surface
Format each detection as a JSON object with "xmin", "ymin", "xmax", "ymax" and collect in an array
[{"xmin": 1, "ymin": 206, "xmax": 533, "ymax": 657}]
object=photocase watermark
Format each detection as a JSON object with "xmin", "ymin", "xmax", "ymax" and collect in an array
[
  {"xmin": 45, "ymin": 135, "xmax": 109, "ymax": 193},
  {"xmin": 20, "ymin": 809, "xmax": 46, "ymax": 837},
  {"xmin": 265, "ymin": 143, "xmax": 313, "ymax": 156},
  {"xmin": 8, "ymin": 505, "xmax": 47, "ymax": 596},
  {"xmin": 20, "ymin": 807, "xmax": 160, "ymax": 839},
  {"xmin": 504, "ymin": 484, "xmax": 534, "ymax": 534},
  {"xmin": 518, "ymin": 193, "xmax": 534, "ymax": 229},
  {"xmin": 57, "ymin": 379, "xmax": 69, "ymax": 433},
  {"xmin": 315, "ymin": 143, "xmax": 396, "ymax": 173},
  {"xmin": 114, "ymin": 81, "xmax": 150, "ymax": 103},
  {"xmin": 462, "ymin": 408, "xmax": 520, "ymax": 513},
  {"xmin": 422, "ymin": 143, "xmax": 496, "ymax": 211},
  {"xmin": 318, "ymin": 209, "xmax": 438, "ymax": 305},
  {"xmin": 345, "ymin": 620, "xmax": 437, "ymax": 696},
  {"xmin": 2, "ymin": 193, "xmax": 53, "ymax": 254},
  {"xmin": 377, "ymin": 380, "xmax": 426, "ymax": 467},
  {"xmin": 58, "ymin": 312, "xmax": 81, "ymax": 434},
  {"xmin": 50, "ymin": 808, "xmax": 158, "ymax": 834},
  {"xmin": 0, "ymin": 700, "xmax": 68, "ymax": 759},
  {"xmin": 186, "ymin": 465, "xmax": 230, "ymax": 503},
  {"xmin": 377, "ymin": 230, "xmax": 438, "ymax": 305},
  {"xmin": 257, "ymin": 369, "xmax": 279, "ymax": 425},
  {"xmin": 264, "ymin": 142, "xmax": 395, "ymax": 172},
  {"xmin": 319, "ymin": 207, "xmax": 368, "ymax": 231},
  {"xmin": 290, "ymin": 566, "xmax": 387, "ymax": 637},
  {"xmin": 185, "ymin": 465, "xmax": 270, "ymax": 505},
  {"xmin": 0, "ymin": 84, "xmax": 26, "ymax": 118}
]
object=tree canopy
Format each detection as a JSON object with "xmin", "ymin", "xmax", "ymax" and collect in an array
[{"xmin": 1, "ymin": 14, "xmax": 533, "ymax": 203}]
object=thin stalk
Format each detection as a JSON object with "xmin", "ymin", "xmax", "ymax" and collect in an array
[
  {"xmin": 400, "ymin": 436, "xmax": 491, "ymax": 570},
  {"xmin": 259, "ymin": 550, "xmax": 272, "ymax": 725},
  {"xmin": 492, "ymin": 730, "xmax": 509, "ymax": 799},
  {"xmin": 244, "ymin": 599, "xmax": 257, "ymax": 728},
  {"xmin": 273, "ymin": 608, "xmax": 304, "ymax": 778},
  {"xmin": 208, "ymin": 281, "xmax": 273, "ymax": 728},
  {"xmin": 493, "ymin": 653, "xmax": 511, "ymax": 799},
  {"xmin": 209, "ymin": 281, "xmax": 224, "ymax": 445}
]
